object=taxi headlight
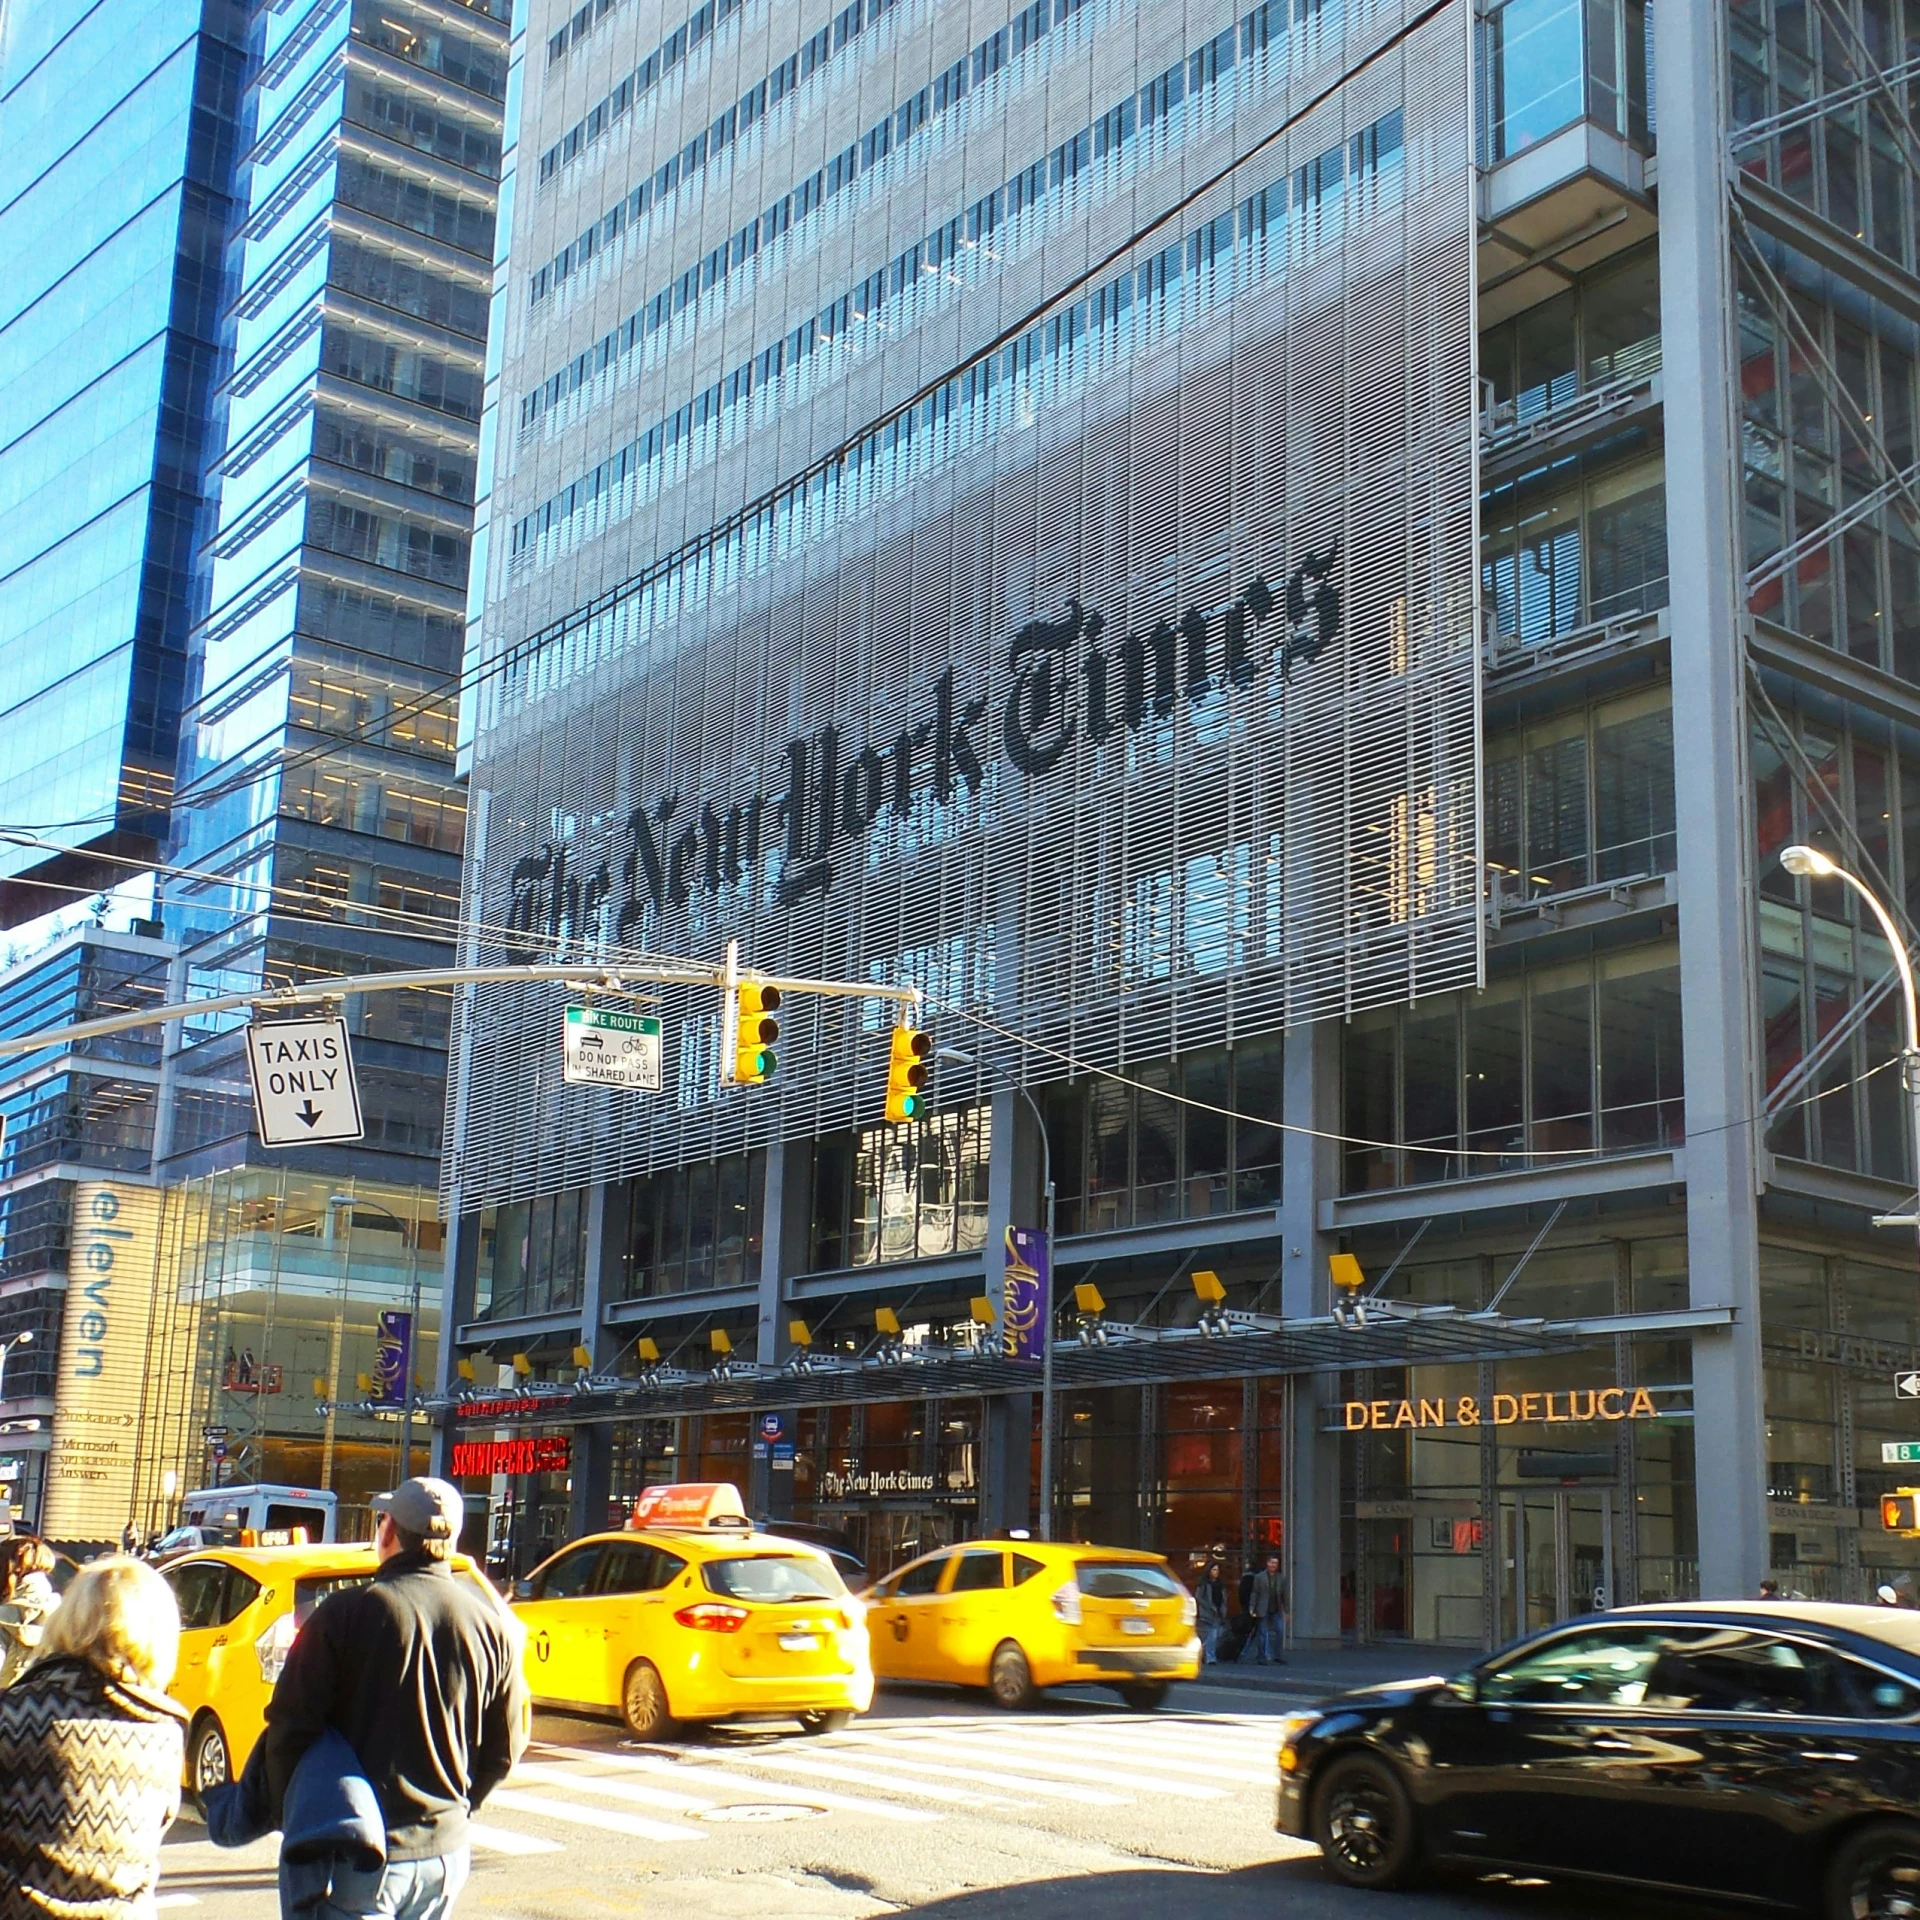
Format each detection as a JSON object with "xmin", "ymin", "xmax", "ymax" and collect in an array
[
  {"xmin": 255, "ymin": 1610, "xmax": 298, "ymax": 1685},
  {"xmin": 675, "ymin": 1602, "xmax": 749, "ymax": 1633}
]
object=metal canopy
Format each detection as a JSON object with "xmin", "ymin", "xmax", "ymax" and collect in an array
[{"xmin": 439, "ymin": 1309, "xmax": 1586, "ymax": 1430}]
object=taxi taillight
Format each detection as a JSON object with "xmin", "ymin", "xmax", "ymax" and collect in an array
[
  {"xmin": 1050, "ymin": 1580, "xmax": 1083, "ymax": 1625},
  {"xmin": 675, "ymin": 1602, "xmax": 749, "ymax": 1632}
]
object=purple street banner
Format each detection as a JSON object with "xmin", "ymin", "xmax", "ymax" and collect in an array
[
  {"xmin": 374, "ymin": 1310, "xmax": 413, "ymax": 1406},
  {"xmin": 1002, "ymin": 1226, "xmax": 1051, "ymax": 1362}
]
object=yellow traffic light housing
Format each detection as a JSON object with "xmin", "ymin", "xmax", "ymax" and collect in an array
[
  {"xmin": 884, "ymin": 1024, "xmax": 932, "ymax": 1122},
  {"xmin": 1884, "ymin": 1489, "xmax": 1920, "ymax": 1534},
  {"xmin": 733, "ymin": 981, "xmax": 781, "ymax": 1083}
]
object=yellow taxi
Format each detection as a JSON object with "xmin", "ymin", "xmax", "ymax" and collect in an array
[
  {"xmin": 864, "ymin": 1538, "xmax": 1200, "ymax": 1709},
  {"xmin": 158, "ymin": 1539, "xmax": 506, "ymax": 1795},
  {"xmin": 510, "ymin": 1483, "xmax": 872, "ymax": 1739}
]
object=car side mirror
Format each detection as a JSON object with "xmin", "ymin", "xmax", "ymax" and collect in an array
[
  {"xmin": 512, "ymin": 1578, "xmax": 533, "ymax": 1601},
  {"xmin": 1444, "ymin": 1670, "xmax": 1479, "ymax": 1704}
]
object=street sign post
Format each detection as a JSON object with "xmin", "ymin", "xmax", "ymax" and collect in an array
[
  {"xmin": 245, "ymin": 1016, "xmax": 365, "ymax": 1145},
  {"xmin": 1886, "ymin": 1442, "xmax": 1920, "ymax": 1463},
  {"xmin": 563, "ymin": 1006, "xmax": 663, "ymax": 1091}
]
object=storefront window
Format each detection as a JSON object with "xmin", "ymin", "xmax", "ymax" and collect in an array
[
  {"xmin": 1342, "ymin": 942, "xmax": 1683, "ymax": 1191},
  {"xmin": 477, "ymin": 1189, "xmax": 587, "ymax": 1320},
  {"xmin": 621, "ymin": 1150, "xmax": 763, "ymax": 1297},
  {"xmin": 807, "ymin": 1109, "xmax": 989, "ymax": 1272},
  {"xmin": 1047, "ymin": 1038, "xmax": 1282, "ymax": 1234}
]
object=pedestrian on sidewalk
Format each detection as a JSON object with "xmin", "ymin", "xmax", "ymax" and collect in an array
[
  {"xmin": 0, "ymin": 1554, "xmax": 185, "ymax": 1915},
  {"xmin": 1195, "ymin": 1559, "xmax": 1229, "ymax": 1663},
  {"xmin": 1248, "ymin": 1552, "xmax": 1289, "ymax": 1664},
  {"xmin": 0, "ymin": 1534, "xmax": 62, "ymax": 1689},
  {"xmin": 258, "ymin": 1477, "xmax": 528, "ymax": 1920}
]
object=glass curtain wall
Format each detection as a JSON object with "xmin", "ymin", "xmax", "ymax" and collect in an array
[
  {"xmin": 135, "ymin": 1165, "xmax": 440, "ymax": 1538},
  {"xmin": 159, "ymin": 0, "xmax": 507, "ymax": 1182}
]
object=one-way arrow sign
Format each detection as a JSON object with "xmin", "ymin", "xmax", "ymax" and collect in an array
[
  {"xmin": 245, "ymin": 1015, "xmax": 365, "ymax": 1146},
  {"xmin": 1897, "ymin": 1371, "xmax": 1920, "ymax": 1400}
]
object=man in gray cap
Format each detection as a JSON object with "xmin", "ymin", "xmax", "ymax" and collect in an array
[{"xmin": 260, "ymin": 1476, "xmax": 528, "ymax": 1918}]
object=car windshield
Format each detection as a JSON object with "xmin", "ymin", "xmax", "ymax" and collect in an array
[
  {"xmin": 703, "ymin": 1554, "xmax": 845, "ymax": 1603},
  {"xmin": 1076, "ymin": 1561, "xmax": 1182, "ymax": 1601}
]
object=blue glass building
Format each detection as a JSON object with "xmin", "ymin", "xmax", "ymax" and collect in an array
[{"xmin": 0, "ymin": 1, "xmax": 246, "ymax": 926}]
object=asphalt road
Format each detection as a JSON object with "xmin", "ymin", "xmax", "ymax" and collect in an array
[{"xmin": 154, "ymin": 1678, "xmax": 1743, "ymax": 1919}]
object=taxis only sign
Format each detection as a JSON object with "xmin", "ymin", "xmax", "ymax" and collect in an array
[{"xmin": 246, "ymin": 1016, "xmax": 364, "ymax": 1145}]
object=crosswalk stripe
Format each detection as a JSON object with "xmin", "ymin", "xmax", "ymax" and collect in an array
[
  {"xmin": 563, "ymin": 1746, "xmax": 946, "ymax": 1821},
  {"xmin": 841, "ymin": 1730, "xmax": 1228, "ymax": 1798},
  {"xmin": 469, "ymin": 1822, "xmax": 567, "ymax": 1856},
  {"xmin": 678, "ymin": 1745, "xmax": 1008, "ymax": 1809},
  {"xmin": 1005, "ymin": 1730, "xmax": 1276, "ymax": 1785},
  {"xmin": 817, "ymin": 1745, "xmax": 1128, "ymax": 1805},
  {"xmin": 487, "ymin": 1787, "xmax": 706, "ymax": 1842},
  {"xmin": 512, "ymin": 1759, "xmax": 718, "ymax": 1813},
  {"xmin": 853, "ymin": 1717, "xmax": 1277, "ymax": 1786},
  {"xmin": 154, "ymin": 1896, "xmax": 200, "ymax": 1909}
]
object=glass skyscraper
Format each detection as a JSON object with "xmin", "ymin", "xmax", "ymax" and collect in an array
[{"xmin": 0, "ymin": 0, "xmax": 245, "ymax": 927}]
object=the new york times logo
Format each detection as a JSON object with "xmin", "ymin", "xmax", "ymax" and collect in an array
[{"xmin": 504, "ymin": 551, "xmax": 1339, "ymax": 949}]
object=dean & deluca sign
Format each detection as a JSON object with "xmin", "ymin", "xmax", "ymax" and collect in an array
[{"xmin": 1345, "ymin": 1388, "xmax": 1662, "ymax": 1432}]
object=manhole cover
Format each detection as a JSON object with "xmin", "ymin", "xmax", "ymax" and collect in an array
[{"xmin": 695, "ymin": 1802, "xmax": 828, "ymax": 1825}]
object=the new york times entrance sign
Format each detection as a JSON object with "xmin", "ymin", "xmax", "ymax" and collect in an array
[{"xmin": 454, "ymin": 5, "xmax": 1480, "ymax": 1206}]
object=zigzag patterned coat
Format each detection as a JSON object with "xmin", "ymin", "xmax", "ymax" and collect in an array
[{"xmin": 0, "ymin": 1655, "xmax": 185, "ymax": 1918}]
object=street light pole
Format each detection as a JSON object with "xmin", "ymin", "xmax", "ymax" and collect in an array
[
  {"xmin": 1779, "ymin": 846, "xmax": 1920, "ymax": 1244},
  {"xmin": 0, "ymin": 1330, "xmax": 32, "ymax": 1404},
  {"xmin": 329, "ymin": 1195, "xmax": 419, "ymax": 1489},
  {"xmin": 939, "ymin": 1050, "xmax": 1057, "ymax": 1540}
]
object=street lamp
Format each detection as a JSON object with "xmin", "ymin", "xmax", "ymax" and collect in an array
[
  {"xmin": 0, "ymin": 1329, "xmax": 33, "ymax": 1403},
  {"xmin": 1779, "ymin": 845, "xmax": 1920, "ymax": 1225},
  {"xmin": 329, "ymin": 1194, "xmax": 421, "ymax": 1490},
  {"xmin": 938, "ymin": 1048, "xmax": 1059, "ymax": 1540}
]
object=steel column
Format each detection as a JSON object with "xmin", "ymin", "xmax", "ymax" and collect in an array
[{"xmin": 1656, "ymin": 0, "xmax": 1771, "ymax": 1599}]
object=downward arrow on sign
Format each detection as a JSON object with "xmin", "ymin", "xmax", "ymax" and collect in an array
[{"xmin": 296, "ymin": 1101, "xmax": 323, "ymax": 1127}]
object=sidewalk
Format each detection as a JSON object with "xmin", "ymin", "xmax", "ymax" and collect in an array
[{"xmin": 1187, "ymin": 1641, "xmax": 1469, "ymax": 1702}]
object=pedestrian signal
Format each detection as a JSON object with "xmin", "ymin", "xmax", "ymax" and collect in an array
[
  {"xmin": 733, "ymin": 981, "xmax": 780, "ymax": 1083},
  {"xmin": 884, "ymin": 1025, "xmax": 932, "ymax": 1123},
  {"xmin": 1883, "ymin": 1489, "xmax": 1920, "ymax": 1534}
]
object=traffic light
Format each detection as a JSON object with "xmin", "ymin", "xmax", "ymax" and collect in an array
[
  {"xmin": 1884, "ymin": 1490, "xmax": 1920, "ymax": 1534},
  {"xmin": 884, "ymin": 1024, "xmax": 932, "ymax": 1122},
  {"xmin": 733, "ymin": 981, "xmax": 780, "ymax": 1083}
]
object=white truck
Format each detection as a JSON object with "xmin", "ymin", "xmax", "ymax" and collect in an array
[{"xmin": 150, "ymin": 1483, "xmax": 339, "ymax": 1556}]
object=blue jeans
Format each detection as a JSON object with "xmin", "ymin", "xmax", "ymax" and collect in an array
[
  {"xmin": 302, "ymin": 1847, "xmax": 471, "ymax": 1920},
  {"xmin": 1200, "ymin": 1622, "xmax": 1226, "ymax": 1663},
  {"xmin": 1254, "ymin": 1614, "xmax": 1286, "ymax": 1662}
]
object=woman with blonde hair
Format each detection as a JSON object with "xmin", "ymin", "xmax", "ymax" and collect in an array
[
  {"xmin": 0, "ymin": 1555, "xmax": 186, "ymax": 1916},
  {"xmin": 0, "ymin": 1536, "xmax": 60, "ymax": 1689}
]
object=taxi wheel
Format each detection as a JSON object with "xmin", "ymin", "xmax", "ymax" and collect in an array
[
  {"xmin": 797, "ymin": 1710, "xmax": 853, "ymax": 1736},
  {"xmin": 189, "ymin": 1714, "xmax": 232, "ymax": 1799},
  {"xmin": 987, "ymin": 1641, "xmax": 1037, "ymax": 1710},
  {"xmin": 1119, "ymin": 1682, "xmax": 1169, "ymax": 1711},
  {"xmin": 620, "ymin": 1660, "xmax": 679, "ymax": 1741}
]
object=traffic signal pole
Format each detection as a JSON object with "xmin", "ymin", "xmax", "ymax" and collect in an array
[{"xmin": 0, "ymin": 955, "xmax": 920, "ymax": 1059}]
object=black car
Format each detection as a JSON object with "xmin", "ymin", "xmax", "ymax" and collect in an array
[{"xmin": 1276, "ymin": 1602, "xmax": 1920, "ymax": 1918}]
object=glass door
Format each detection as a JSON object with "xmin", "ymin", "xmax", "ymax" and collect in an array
[{"xmin": 1501, "ymin": 1488, "xmax": 1615, "ymax": 1637}]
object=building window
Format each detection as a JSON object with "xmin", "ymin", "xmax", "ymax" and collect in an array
[
  {"xmin": 476, "ymin": 1191, "xmax": 587, "ymax": 1320},
  {"xmin": 621, "ymin": 1150, "xmax": 764, "ymax": 1297},
  {"xmin": 808, "ymin": 1109, "xmax": 991, "ymax": 1272},
  {"xmin": 1342, "ymin": 944, "xmax": 1685, "ymax": 1190},
  {"xmin": 1482, "ymin": 456, "xmax": 1669, "ymax": 645},
  {"xmin": 1045, "ymin": 1038, "xmax": 1283, "ymax": 1235},
  {"xmin": 1484, "ymin": 686, "xmax": 1675, "ymax": 904}
]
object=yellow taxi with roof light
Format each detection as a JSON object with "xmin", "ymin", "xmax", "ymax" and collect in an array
[
  {"xmin": 157, "ymin": 1539, "xmax": 508, "ymax": 1796},
  {"xmin": 865, "ymin": 1538, "xmax": 1200, "ymax": 1709},
  {"xmin": 509, "ymin": 1483, "xmax": 872, "ymax": 1739}
]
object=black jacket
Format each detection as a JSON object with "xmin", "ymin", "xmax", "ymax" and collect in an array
[{"xmin": 261, "ymin": 1552, "xmax": 528, "ymax": 1861}]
